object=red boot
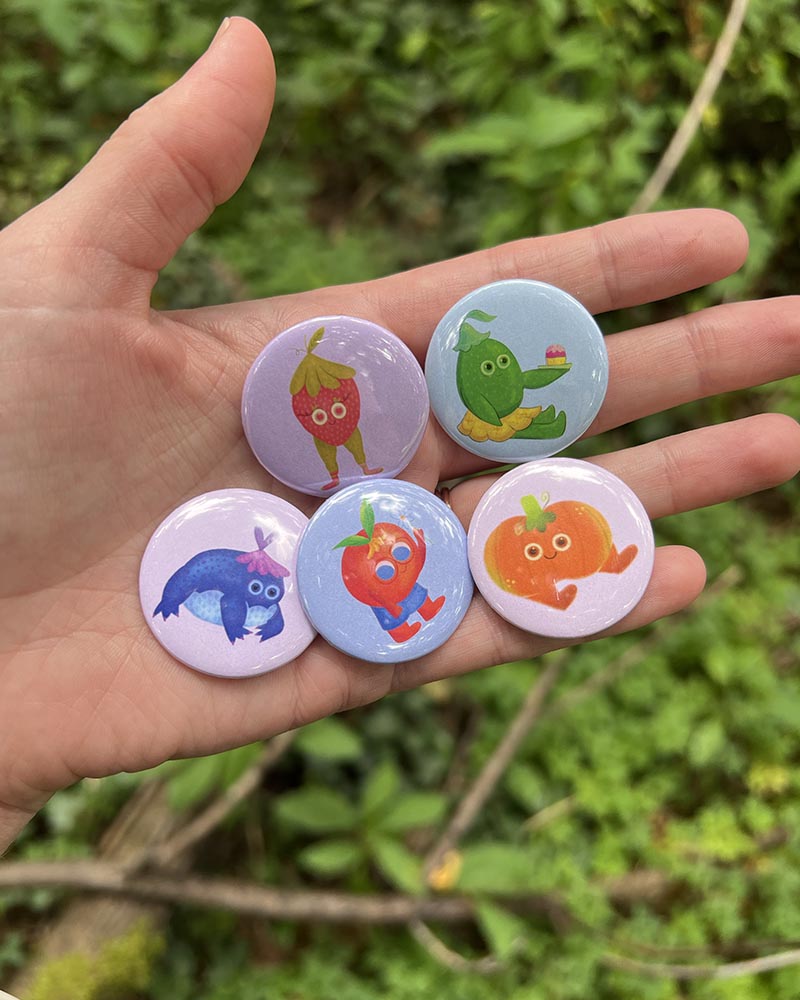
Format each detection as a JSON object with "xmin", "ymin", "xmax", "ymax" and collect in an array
[
  {"xmin": 321, "ymin": 472, "xmax": 340, "ymax": 491},
  {"xmin": 389, "ymin": 620, "xmax": 421, "ymax": 643},
  {"xmin": 418, "ymin": 594, "xmax": 445, "ymax": 621}
]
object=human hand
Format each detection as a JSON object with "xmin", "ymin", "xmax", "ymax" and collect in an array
[{"xmin": 1, "ymin": 17, "xmax": 798, "ymax": 849}]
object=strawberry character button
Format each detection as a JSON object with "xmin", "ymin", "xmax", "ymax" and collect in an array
[
  {"xmin": 468, "ymin": 459, "xmax": 654, "ymax": 638},
  {"xmin": 425, "ymin": 279, "xmax": 609, "ymax": 463},
  {"xmin": 139, "ymin": 490, "xmax": 316, "ymax": 678},
  {"xmin": 242, "ymin": 317, "xmax": 429, "ymax": 497},
  {"xmin": 296, "ymin": 480, "xmax": 474, "ymax": 662}
]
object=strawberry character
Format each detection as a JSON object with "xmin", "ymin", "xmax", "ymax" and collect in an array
[
  {"xmin": 290, "ymin": 327, "xmax": 383, "ymax": 490},
  {"xmin": 334, "ymin": 500, "xmax": 446, "ymax": 643}
]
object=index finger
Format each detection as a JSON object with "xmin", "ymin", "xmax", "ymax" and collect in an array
[{"xmin": 185, "ymin": 208, "xmax": 748, "ymax": 359}]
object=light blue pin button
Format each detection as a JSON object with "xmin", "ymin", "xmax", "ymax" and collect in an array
[
  {"xmin": 425, "ymin": 280, "xmax": 609, "ymax": 462},
  {"xmin": 296, "ymin": 480, "xmax": 473, "ymax": 663}
]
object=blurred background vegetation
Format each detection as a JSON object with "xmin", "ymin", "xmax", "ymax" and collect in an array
[{"xmin": 1, "ymin": 0, "xmax": 799, "ymax": 997}]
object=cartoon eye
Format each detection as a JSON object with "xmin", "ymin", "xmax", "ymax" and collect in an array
[
  {"xmin": 311, "ymin": 408, "xmax": 328, "ymax": 426},
  {"xmin": 496, "ymin": 354, "xmax": 510, "ymax": 369},
  {"xmin": 391, "ymin": 543, "xmax": 412, "ymax": 562},
  {"xmin": 524, "ymin": 543, "xmax": 543, "ymax": 561},
  {"xmin": 248, "ymin": 580, "xmax": 264, "ymax": 595},
  {"xmin": 265, "ymin": 584, "xmax": 281, "ymax": 600},
  {"xmin": 480, "ymin": 360, "xmax": 495, "ymax": 376},
  {"xmin": 375, "ymin": 560, "xmax": 396, "ymax": 581},
  {"xmin": 552, "ymin": 534, "xmax": 571, "ymax": 552},
  {"xmin": 331, "ymin": 402, "xmax": 347, "ymax": 420}
]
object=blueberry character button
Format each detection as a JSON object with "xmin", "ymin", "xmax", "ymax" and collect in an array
[
  {"xmin": 425, "ymin": 280, "xmax": 608, "ymax": 462},
  {"xmin": 140, "ymin": 490, "xmax": 315, "ymax": 678},
  {"xmin": 296, "ymin": 480, "xmax": 473, "ymax": 662},
  {"xmin": 242, "ymin": 317, "xmax": 430, "ymax": 497},
  {"xmin": 468, "ymin": 459, "xmax": 654, "ymax": 639}
]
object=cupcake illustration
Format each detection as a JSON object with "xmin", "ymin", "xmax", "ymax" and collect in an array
[{"xmin": 545, "ymin": 344, "xmax": 567, "ymax": 366}]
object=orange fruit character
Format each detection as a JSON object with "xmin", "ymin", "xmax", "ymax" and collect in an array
[{"xmin": 484, "ymin": 494, "xmax": 638, "ymax": 610}]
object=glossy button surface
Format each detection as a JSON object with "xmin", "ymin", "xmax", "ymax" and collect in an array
[
  {"xmin": 468, "ymin": 459, "xmax": 654, "ymax": 638},
  {"xmin": 140, "ymin": 490, "xmax": 315, "ymax": 678},
  {"xmin": 425, "ymin": 280, "xmax": 608, "ymax": 462},
  {"xmin": 296, "ymin": 480, "xmax": 473, "ymax": 663},
  {"xmin": 242, "ymin": 316, "xmax": 429, "ymax": 497}
]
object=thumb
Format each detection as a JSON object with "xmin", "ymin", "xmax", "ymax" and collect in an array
[{"xmin": 15, "ymin": 17, "xmax": 275, "ymax": 307}]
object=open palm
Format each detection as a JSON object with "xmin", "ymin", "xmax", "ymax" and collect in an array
[{"xmin": 1, "ymin": 18, "xmax": 798, "ymax": 847}]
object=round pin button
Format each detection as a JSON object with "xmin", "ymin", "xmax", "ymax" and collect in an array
[
  {"xmin": 468, "ymin": 459, "xmax": 654, "ymax": 638},
  {"xmin": 242, "ymin": 316, "xmax": 429, "ymax": 497},
  {"xmin": 296, "ymin": 480, "xmax": 473, "ymax": 663},
  {"xmin": 140, "ymin": 490, "xmax": 316, "ymax": 678},
  {"xmin": 425, "ymin": 280, "xmax": 608, "ymax": 462}
]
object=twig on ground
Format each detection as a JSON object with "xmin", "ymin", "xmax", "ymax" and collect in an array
[
  {"xmin": 524, "ymin": 795, "xmax": 576, "ymax": 833},
  {"xmin": 0, "ymin": 861, "xmax": 474, "ymax": 924},
  {"xmin": 409, "ymin": 920, "xmax": 503, "ymax": 975},
  {"xmin": 602, "ymin": 947, "xmax": 800, "ymax": 981},
  {"xmin": 149, "ymin": 731, "xmax": 296, "ymax": 869},
  {"xmin": 424, "ymin": 655, "xmax": 567, "ymax": 880},
  {"xmin": 0, "ymin": 860, "xmax": 661, "ymax": 923}
]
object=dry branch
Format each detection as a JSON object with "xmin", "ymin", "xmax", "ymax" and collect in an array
[
  {"xmin": 425, "ymin": 655, "xmax": 566, "ymax": 878},
  {"xmin": 602, "ymin": 947, "xmax": 800, "ymax": 981},
  {"xmin": 149, "ymin": 730, "xmax": 296, "ymax": 868},
  {"xmin": 627, "ymin": 0, "xmax": 750, "ymax": 214}
]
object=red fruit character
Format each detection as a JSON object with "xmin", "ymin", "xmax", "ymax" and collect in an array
[
  {"xmin": 334, "ymin": 500, "xmax": 446, "ymax": 643},
  {"xmin": 290, "ymin": 327, "xmax": 383, "ymax": 490}
]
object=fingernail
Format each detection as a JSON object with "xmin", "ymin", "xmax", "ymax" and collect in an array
[{"xmin": 211, "ymin": 17, "xmax": 232, "ymax": 46}]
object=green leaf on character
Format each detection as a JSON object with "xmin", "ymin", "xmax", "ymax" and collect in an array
[
  {"xmin": 521, "ymin": 494, "xmax": 557, "ymax": 533},
  {"xmin": 333, "ymin": 535, "xmax": 369, "ymax": 549},
  {"xmin": 360, "ymin": 499, "xmax": 375, "ymax": 538}
]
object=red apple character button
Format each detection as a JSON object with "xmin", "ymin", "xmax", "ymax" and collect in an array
[
  {"xmin": 242, "ymin": 317, "xmax": 429, "ymax": 497},
  {"xmin": 296, "ymin": 480, "xmax": 474, "ymax": 662}
]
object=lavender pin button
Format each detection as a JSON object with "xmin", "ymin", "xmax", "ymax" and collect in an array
[
  {"xmin": 242, "ymin": 316, "xmax": 429, "ymax": 497},
  {"xmin": 139, "ymin": 490, "xmax": 316, "ymax": 678},
  {"xmin": 468, "ymin": 459, "xmax": 654, "ymax": 639}
]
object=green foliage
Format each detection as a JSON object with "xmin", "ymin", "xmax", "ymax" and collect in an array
[
  {"xmin": 166, "ymin": 743, "xmax": 265, "ymax": 811},
  {"xmin": 294, "ymin": 717, "xmax": 363, "ymax": 761},
  {"xmin": 4, "ymin": 0, "xmax": 800, "ymax": 997}
]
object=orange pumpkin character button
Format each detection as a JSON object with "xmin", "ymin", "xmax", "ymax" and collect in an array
[{"xmin": 468, "ymin": 459, "xmax": 654, "ymax": 638}]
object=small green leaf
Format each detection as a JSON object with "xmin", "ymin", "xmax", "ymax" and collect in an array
[
  {"xmin": 167, "ymin": 744, "xmax": 263, "ymax": 812},
  {"xmin": 361, "ymin": 760, "xmax": 401, "ymax": 818},
  {"xmin": 360, "ymin": 499, "xmax": 375, "ymax": 539},
  {"xmin": 454, "ymin": 321, "xmax": 491, "ymax": 353},
  {"xmin": 276, "ymin": 788, "xmax": 357, "ymax": 834},
  {"xmin": 370, "ymin": 835, "xmax": 423, "ymax": 894},
  {"xmin": 308, "ymin": 326, "xmax": 325, "ymax": 352},
  {"xmin": 475, "ymin": 899, "xmax": 528, "ymax": 960},
  {"xmin": 377, "ymin": 792, "xmax": 447, "ymax": 833},
  {"xmin": 505, "ymin": 763, "xmax": 545, "ymax": 812},
  {"xmin": 520, "ymin": 494, "xmax": 557, "ymax": 533},
  {"xmin": 465, "ymin": 309, "xmax": 496, "ymax": 323},
  {"xmin": 296, "ymin": 718, "xmax": 363, "ymax": 762},
  {"xmin": 457, "ymin": 843, "xmax": 539, "ymax": 895},
  {"xmin": 333, "ymin": 534, "xmax": 369, "ymax": 549},
  {"xmin": 298, "ymin": 839, "xmax": 362, "ymax": 878}
]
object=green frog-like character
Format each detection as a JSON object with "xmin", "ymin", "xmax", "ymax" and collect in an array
[{"xmin": 454, "ymin": 309, "xmax": 570, "ymax": 443}]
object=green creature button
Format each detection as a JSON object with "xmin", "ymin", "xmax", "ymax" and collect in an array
[{"xmin": 425, "ymin": 280, "xmax": 609, "ymax": 462}]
